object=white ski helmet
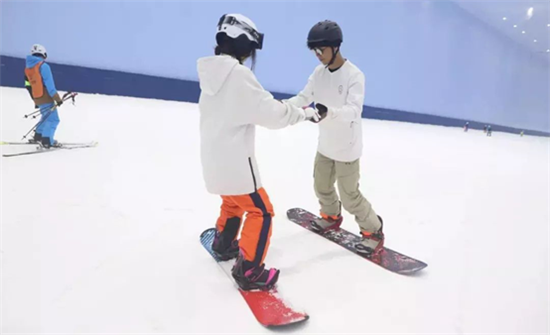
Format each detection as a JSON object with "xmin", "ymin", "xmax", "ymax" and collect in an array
[
  {"xmin": 31, "ymin": 44, "xmax": 47, "ymax": 58},
  {"xmin": 216, "ymin": 14, "xmax": 264, "ymax": 50}
]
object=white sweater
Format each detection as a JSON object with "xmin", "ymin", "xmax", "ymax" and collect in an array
[
  {"xmin": 197, "ymin": 55, "xmax": 307, "ymax": 195},
  {"xmin": 288, "ymin": 60, "xmax": 365, "ymax": 162}
]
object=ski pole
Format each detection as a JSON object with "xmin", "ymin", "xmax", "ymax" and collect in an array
[
  {"xmin": 24, "ymin": 108, "xmax": 41, "ymax": 119},
  {"xmin": 23, "ymin": 91, "xmax": 78, "ymax": 119},
  {"xmin": 24, "ymin": 105, "xmax": 52, "ymax": 119},
  {"xmin": 21, "ymin": 106, "xmax": 56, "ymax": 141},
  {"xmin": 20, "ymin": 92, "xmax": 78, "ymax": 141}
]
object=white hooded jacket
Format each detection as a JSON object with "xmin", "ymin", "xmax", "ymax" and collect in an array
[
  {"xmin": 288, "ymin": 60, "xmax": 365, "ymax": 162},
  {"xmin": 197, "ymin": 55, "xmax": 307, "ymax": 195}
]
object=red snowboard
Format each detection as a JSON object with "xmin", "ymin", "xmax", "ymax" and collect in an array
[{"xmin": 200, "ymin": 228, "xmax": 309, "ymax": 328}]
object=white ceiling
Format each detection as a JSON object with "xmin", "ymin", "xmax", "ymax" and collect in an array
[{"xmin": 453, "ymin": 0, "xmax": 550, "ymax": 58}]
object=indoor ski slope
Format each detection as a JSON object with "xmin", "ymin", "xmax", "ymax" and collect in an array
[{"xmin": 1, "ymin": 87, "xmax": 548, "ymax": 334}]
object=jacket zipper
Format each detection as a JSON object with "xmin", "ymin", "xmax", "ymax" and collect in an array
[{"xmin": 248, "ymin": 157, "xmax": 258, "ymax": 192}]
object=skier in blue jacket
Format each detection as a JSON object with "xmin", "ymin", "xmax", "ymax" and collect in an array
[{"xmin": 24, "ymin": 44, "xmax": 64, "ymax": 147}]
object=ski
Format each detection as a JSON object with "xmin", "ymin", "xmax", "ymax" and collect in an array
[
  {"xmin": 0, "ymin": 141, "xmax": 40, "ymax": 146},
  {"xmin": 1, "ymin": 140, "xmax": 95, "ymax": 146},
  {"xmin": 2, "ymin": 142, "xmax": 98, "ymax": 157},
  {"xmin": 287, "ymin": 208, "xmax": 427, "ymax": 274},
  {"xmin": 199, "ymin": 228, "xmax": 309, "ymax": 328}
]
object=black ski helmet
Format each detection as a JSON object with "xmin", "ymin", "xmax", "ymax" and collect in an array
[{"xmin": 307, "ymin": 20, "xmax": 343, "ymax": 49}]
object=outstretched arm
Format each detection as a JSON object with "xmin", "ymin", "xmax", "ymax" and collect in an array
[
  {"xmin": 237, "ymin": 68, "xmax": 309, "ymax": 129},
  {"xmin": 287, "ymin": 71, "xmax": 315, "ymax": 108}
]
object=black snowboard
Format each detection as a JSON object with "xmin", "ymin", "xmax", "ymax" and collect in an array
[{"xmin": 287, "ymin": 208, "xmax": 427, "ymax": 274}]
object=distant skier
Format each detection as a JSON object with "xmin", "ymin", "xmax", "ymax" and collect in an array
[
  {"xmin": 287, "ymin": 20, "xmax": 384, "ymax": 256},
  {"xmin": 487, "ymin": 125, "xmax": 492, "ymax": 137},
  {"xmin": 464, "ymin": 122, "xmax": 469, "ymax": 132},
  {"xmin": 520, "ymin": 130, "xmax": 524, "ymax": 137},
  {"xmin": 483, "ymin": 125, "xmax": 488, "ymax": 133},
  {"xmin": 24, "ymin": 44, "xmax": 64, "ymax": 147},
  {"xmin": 196, "ymin": 14, "xmax": 318, "ymax": 291}
]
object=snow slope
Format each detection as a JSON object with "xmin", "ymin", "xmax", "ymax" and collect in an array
[{"xmin": 1, "ymin": 87, "xmax": 548, "ymax": 333}]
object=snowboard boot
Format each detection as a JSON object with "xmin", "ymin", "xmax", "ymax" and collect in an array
[
  {"xmin": 212, "ymin": 217, "xmax": 241, "ymax": 261},
  {"xmin": 212, "ymin": 230, "xmax": 240, "ymax": 261},
  {"xmin": 356, "ymin": 215, "xmax": 385, "ymax": 256},
  {"xmin": 231, "ymin": 253, "xmax": 280, "ymax": 291},
  {"xmin": 311, "ymin": 212, "xmax": 343, "ymax": 233}
]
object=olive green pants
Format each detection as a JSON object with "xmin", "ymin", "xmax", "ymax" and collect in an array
[{"xmin": 313, "ymin": 152, "xmax": 382, "ymax": 233}]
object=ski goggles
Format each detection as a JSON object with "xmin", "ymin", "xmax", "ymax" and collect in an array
[
  {"xmin": 312, "ymin": 47, "xmax": 328, "ymax": 56},
  {"xmin": 218, "ymin": 15, "xmax": 264, "ymax": 50}
]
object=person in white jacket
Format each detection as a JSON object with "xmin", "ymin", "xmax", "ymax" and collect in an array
[
  {"xmin": 287, "ymin": 20, "xmax": 385, "ymax": 256},
  {"xmin": 197, "ymin": 14, "xmax": 319, "ymax": 291}
]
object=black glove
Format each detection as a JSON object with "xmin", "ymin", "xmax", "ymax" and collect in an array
[
  {"xmin": 315, "ymin": 103, "xmax": 328, "ymax": 121},
  {"xmin": 56, "ymin": 100, "xmax": 63, "ymax": 107}
]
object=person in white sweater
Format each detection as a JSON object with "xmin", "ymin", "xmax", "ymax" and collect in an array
[
  {"xmin": 287, "ymin": 20, "xmax": 385, "ymax": 256},
  {"xmin": 197, "ymin": 14, "xmax": 319, "ymax": 291}
]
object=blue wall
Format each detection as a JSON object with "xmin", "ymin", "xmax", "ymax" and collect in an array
[
  {"xmin": 1, "ymin": 0, "xmax": 548, "ymax": 133},
  {"xmin": 2, "ymin": 55, "xmax": 546, "ymax": 137}
]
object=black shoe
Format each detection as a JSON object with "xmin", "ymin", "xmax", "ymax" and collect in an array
[
  {"xmin": 40, "ymin": 138, "xmax": 62, "ymax": 149},
  {"xmin": 211, "ymin": 217, "xmax": 241, "ymax": 261},
  {"xmin": 231, "ymin": 253, "xmax": 279, "ymax": 291},
  {"xmin": 29, "ymin": 132, "xmax": 43, "ymax": 144},
  {"xmin": 40, "ymin": 137, "xmax": 51, "ymax": 148},
  {"xmin": 212, "ymin": 230, "xmax": 240, "ymax": 261}
]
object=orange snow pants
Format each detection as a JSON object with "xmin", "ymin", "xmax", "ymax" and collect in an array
[{"xmin": 216, "ymin": 187, "xmax": 274, "ymax": 266}]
